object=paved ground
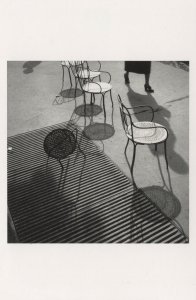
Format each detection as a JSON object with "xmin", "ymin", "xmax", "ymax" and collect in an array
[{"xmin": 7, "ymin": 61, "xmax": 189, "ymax": 236}]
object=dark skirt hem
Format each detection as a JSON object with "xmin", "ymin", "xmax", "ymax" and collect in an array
[{"xmin": 125, "ymin": 61, "xmax": 151, "ymax": 74}]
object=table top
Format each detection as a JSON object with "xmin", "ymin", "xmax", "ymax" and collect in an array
[{"xmin": 44, "ymin": 128, "xmax": 76, "ymax": 160}]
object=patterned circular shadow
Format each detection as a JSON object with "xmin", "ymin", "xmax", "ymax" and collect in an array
[
  {"xmin": 75, "ymin": 104, "xmax": 102, "ymax": 117},
  {"xmin": 83, "ymin": 123, "xmax": 115, "ymax": 140},
  {"xmin": 60, "ymin": 88, "xmax": 83, "ymax": 98},
  {"xmin": 141, "ymin": 186, "xmax": 181, "ymax": 219}
]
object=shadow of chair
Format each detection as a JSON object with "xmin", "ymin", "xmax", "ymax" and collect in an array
[
  {"xmin": 141, "ymin": 185, "xmax": 181, "ymax": 219},
  {"xmin": 127, "ymin": 139, "xmax": 188, "ymax": 237},
  {"xmin": 60, "ymin": 61, "xmax": 83, "ymax": 100},
  {"xmin": 8, "ymin": 167, "xmax": 77, "ymax": 242},
  {"xmin": 43, "ymin": 126, "xmax": 87, "ymax": 221}
]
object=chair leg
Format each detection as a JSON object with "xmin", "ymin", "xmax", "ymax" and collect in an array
[
  {"xmin": 83, "ymin": 92, "xmax": 86, "ymax": 115},
  {"xmin": 74, "ymin": 78, "xmax": 78, "ymax": 98},
  {"xmin": 83, "ymin": 92, "xmax": 87, "ymax": 126},
  {"xmin": 164, "ymin": 140, "xmax": 169, "ymax": 169},
  {"xmin": 131, "ymin": 143, "xmax": 137, "ymax": 177},
  {"xmin": 102, "ymin": 93, "xmax": 106, "ymax": 121},
  {"xmin": 68, "ymin": 67, "xmax": 72, "ymax": 88},
  {"xmin": 61, "ymin": 66, "xmax": 64, "ymax": 92},
  {"xmin": 109, "ymin": 90, "xmax": 114, "ymax": 126},
  {"xmin": 109, "ymin": 90, "xmax": 114, "ymax": 109},
  {"xmin": 124, "ymin": 138, "xmax": 130, "ymax": 155},
  {"xmin": 77, "ymin": 142, "xmax": 86, "ymax": 158},
  {"xmin": 90, "ymin": 93, "xmax": 93, "ymax": 105},
  {"xmin": 58, "ymin": 159, "xmax": 64, "ymax": 170},
  {"xmin": 100, "ymin": 94, "xmax": 103, "ymax": 108}
]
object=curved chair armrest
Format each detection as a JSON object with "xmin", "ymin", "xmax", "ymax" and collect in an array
[
  {"xmin": 132, "ymin": 123, "xmax": 169, "ymax": 138},
  {"xmin": 87, "ymin": 61, "xmax": 102, "ymax": 72},
  {"xmin": 96, "ymin": 61, "xmax": 101, "ymax": 71},
  {"xmin": 99, "ymin": 70, "xmax": 111, "ymax": 83},
  {"xmin": 127, "ymin": 105, "xmax": 154, "ymax": 121}
]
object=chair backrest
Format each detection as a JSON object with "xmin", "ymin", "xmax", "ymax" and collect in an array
[
  {"xmin": 118, "ymin": 94, "xmax": 156, "ymax": 138},
  {"xmin": 118, "ymin": 94, "xmax": 134, "ymax": 136},
  {"xmin": 69, "ymin": 61, "xmax": 91, "ymax": 81}
]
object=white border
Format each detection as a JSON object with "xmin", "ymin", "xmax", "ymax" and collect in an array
[{"xmin": 1, "ymin": 1, "xmax": 196, "ymax": 299}]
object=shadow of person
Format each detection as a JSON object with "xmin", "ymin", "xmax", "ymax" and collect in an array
[
  {"xmin": 8, "ymin": 167, "xmax": 75, "ymax": 242},
  {"xmin": 23, "ymin": 61, "xmax": 42, "ymax": 74},
  {"xmin": 126, "ymin": 85, "xmax": 188, "ymax": 174}
]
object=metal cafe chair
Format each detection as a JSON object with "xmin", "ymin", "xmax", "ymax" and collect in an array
[
  {"xmin": 61, "ymin": 61, "xmax": 101, "ymax": 93},
  {"xmin": 118, "ymin": 94, "xmax": 168, "ymax": 178},
  {"xmin": 71, "ymin": 60, "xmax": 101, "ymax": 82},
  {"xmin": 69, "ymin": 61, "xmax": 113, "ymax": 121},
  {"xmin": 43, "ymin": 127, "xmax": 85, "ymax": 170}
]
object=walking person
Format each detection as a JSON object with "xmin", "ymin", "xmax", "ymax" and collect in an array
[{"xmin": 124, "ymin": 61, "xmax": 154, "ymax": 93}]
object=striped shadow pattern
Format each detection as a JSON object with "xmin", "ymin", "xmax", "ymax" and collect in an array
[{"xmin": 8, "ymin": 122, "xmax": 188, "ymax": 243}]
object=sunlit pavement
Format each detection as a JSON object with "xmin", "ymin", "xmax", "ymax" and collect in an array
[{"xmin": 7, "ymin": 61, "xmax": 189, "ymax": 236}]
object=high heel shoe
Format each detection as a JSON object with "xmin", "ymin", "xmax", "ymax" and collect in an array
[
  {"xmin": 124, "ymin": 73, "xmax": 130, "ymax": 84},
  {"xmin": 144, "ymin": 84, "xmax": 154, "ymax": 93}
]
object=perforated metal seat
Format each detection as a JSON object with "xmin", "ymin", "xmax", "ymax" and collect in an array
[
  {"xmin": 44, "ymin": 128, "xmax": 77, "ymax": 169},
  {"xmin": 127, "ymin": 122, "xmax": 168, "ymax": 144},
  {"xmin": 43, "ymin": 127, "xmax": 86, "ymax": 170},
  {"xmin": 83, "ymin": 82, "xmax": 112, "ymax": 93}
]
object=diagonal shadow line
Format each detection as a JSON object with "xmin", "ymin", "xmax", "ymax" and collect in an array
[
  {"xmin": 165, "ymin": 96, "xmax": 189, "ymax": 104},
  {"xmin": 8, "ymin": 208, "xmax": 19, "ymax": 242}
]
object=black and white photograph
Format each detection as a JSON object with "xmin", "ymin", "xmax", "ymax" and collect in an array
[
  {"xmin": 7, "ymin": 60, "xmax": 189, "ymax": 243},
  {"xmin": 1, "ymin": 0, "xmax": 196, "ymax": 299}
]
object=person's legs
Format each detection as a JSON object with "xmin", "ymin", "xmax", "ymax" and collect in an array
[
  {"xmin": 124, "ymin": 71, "xmax": 130, "ymax": 84},
  {"xmin": 144, "ymin": 73, "xmax": 154, "ymax": 93},
  {"xmin": 145, "ymin": 73, "xmax": 150, "ymax": 85}
]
